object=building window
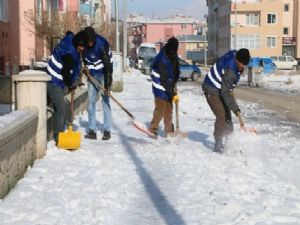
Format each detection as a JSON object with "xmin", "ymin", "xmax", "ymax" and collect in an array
[
  {"xmin": 233, "ymin": 34, "xmax": 261, "ymax": 49},
  {"xmin": 246, "ymin": 14, "xmax": 259, "ymax": 26},
  {"xmin": 267, "ymin": 14, "xmax": 276, "ymax": 24},
  {"xmin": 283, "ymin": 27, "xmax": 289, "ymax": 35},
  {"xmin": 0, "ymin": 0, "xmax": 8, "ymax": 21},
  {"xmin": 267, "ymin": 37, "xmax": 276, "ymax": 48},
  {"xmin": 284, "ymin": 4, "xmax": 289, "ymax": 12}
]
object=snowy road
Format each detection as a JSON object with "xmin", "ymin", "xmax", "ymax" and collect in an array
[{"xmin": 236, "ymin": 86, "xmax": 300, "ymax": 123}]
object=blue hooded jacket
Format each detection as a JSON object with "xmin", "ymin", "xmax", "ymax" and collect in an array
[
  {"xmin": 84, "ymin": 34, "xmax": 112, "ymax": 77},
  {"xmin": 203, "ymin": 50, "xmax": 241, "ymax": 90},
  {"xmin": 47, "ymin": 33, "xmax": 82, "ymax": 88},
  {"xmin": 151, "ymin": 48, "xmax": 178, "ymax": 100}
]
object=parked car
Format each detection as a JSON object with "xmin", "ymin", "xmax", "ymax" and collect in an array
[
  {"xmin": 178, "ymin": 59, "xmax": 201, "ymax": 81},
  {"xmin": 140, "ymin": 57, "xmax": 155, "ymax": 75},
  {"xmin": 270, "ymin": 56, "xmax": 298, "ymax": 70},
  {"xmin": 248, "ymin": 57, "xmax": 276, "ymax": 74},
  {"xmin": 140, "ymin": 58, "xmax": 201, "ymax": 82},
  {"xmin": 135, "ymin": 43, "xmax": 157, "ymax": 69}
]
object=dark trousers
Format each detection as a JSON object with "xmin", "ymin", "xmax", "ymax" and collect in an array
[
  {"xmin": 47, "ymin": 83, "xmax": 66, "ymax": 142},
  {"xmin": 149, "ymin": 97, "xmax": 173, "ymax": 135},
  {"xmin": 204, "ymin": 93, "xmax": 233, "ymax": 140}
]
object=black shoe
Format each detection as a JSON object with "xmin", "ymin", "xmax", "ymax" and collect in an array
[
  {"xmin": 85, "ymin": 130, "xmax": 97, "ymax": 139},
  {"xmin": 102, "ymin": 131, "xmax": 111, "ymax": 140}
]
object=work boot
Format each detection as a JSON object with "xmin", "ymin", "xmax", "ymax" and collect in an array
[
  {"xmin": 102, "ymin": 131, "xmax": 111, "ymax": 140},
  {"xmin": 85, "ymin": 130, "xmax": 97, "ymax": 139},
  {"xmin": 214, "ymin": 138, "xmax": 224, "ymax": 153},
  {"xmin": 148, "ymin": 128, "xmax": 158, "ymax": 139}
]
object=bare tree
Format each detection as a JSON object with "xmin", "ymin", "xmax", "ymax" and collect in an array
[{"xmin": 24, "ymin": 9, "xmax": 86, "ymax": 51}]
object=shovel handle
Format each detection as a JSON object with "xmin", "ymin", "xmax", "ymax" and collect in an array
[
  {"xmin": 175, "ymin": 101, "xmax": 179, "ymax": 131},
  {"xmin": 236, "ymin": 112, "xmax": 245, "ymax": 129},
  {"xmin": 70, "ymin": 89, "xmax": 75, "ymax": 124}
]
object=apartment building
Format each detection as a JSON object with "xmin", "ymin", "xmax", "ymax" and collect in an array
[
  {"xmin": 128, "ymin": 14, "xmax": 201, "ymax": 60},
  {"xmin": 0, "ymin": 0, "xmax": 8, "ymax": 74},
  {"xmin": 0, "ymin": 0, "xmax": 84, "ymax": 75},
  {"xmin": 79, "ymin": 0, "xmax": 111, "ymax": 28},
  {"xmin": 206, "ymin": 0, "xmax": 300, "ymax": 62}
]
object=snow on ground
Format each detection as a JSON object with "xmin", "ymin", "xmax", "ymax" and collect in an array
[
  {"xmin": 240, "ymin": 70, "xmax": 300, "ymax": 95},
  {"xmin": 0, "ymin": 69, "xmax": 300, "ymax": 225}
]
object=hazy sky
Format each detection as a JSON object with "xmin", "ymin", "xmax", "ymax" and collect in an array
[{"xmin": 115, "ymin": 0, "xmax": 208, "ymax": 20}]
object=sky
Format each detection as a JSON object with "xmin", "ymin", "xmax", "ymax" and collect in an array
[
  {"xmin": 118, "ymin": 0, "xmax": 208, "ymax": 20},
  {"xmin": 0, "ymin": 69, "xmax": 300, "ymax": 224}
]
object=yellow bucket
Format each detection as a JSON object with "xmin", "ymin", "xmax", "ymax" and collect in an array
[{"xmin": 57, "ymin": 125, "xmax": 81, "ymax": 150}]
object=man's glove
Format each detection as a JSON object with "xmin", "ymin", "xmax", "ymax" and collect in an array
[
  {"xmin": 234, "ymin": 109, "xmax": 241, "ymax": 116},
  {"xmin": 82, "ymin": 66, "xmax": 89, "ymax": 76},
  {"xmin": 172, "ymin": 95, "xmax": 179, "ymax": 103},
  {"xmin": 63, "ymin": 85, "xmax": 76, "ymax": 94},
  {"xmin": 68, "ymin": 85, "xmax": 77, "ymax": 92},
  {"xmin": 103, "ymin": 88, "xmax": 110, "ymax": 96}
]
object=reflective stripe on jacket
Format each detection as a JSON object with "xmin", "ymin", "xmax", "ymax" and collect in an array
[
  {"xmin": 84, "ymin": 35, "xmax": 112, "ymax": 77},
  {"xmin": 47, "ymin": 33, "xmax": 81, "ymax": 88},
  {"xmin": 151, "ymin": 48, "xmax": 176, "ymax": 100},
  {"xmin": 204, "ymin": 50, "xmax": 241, "ymax": 90}
]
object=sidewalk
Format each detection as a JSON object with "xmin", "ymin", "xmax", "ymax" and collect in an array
[{"xmin": 0, "ymin": 70, "xmax": 300, "ymax": 225}]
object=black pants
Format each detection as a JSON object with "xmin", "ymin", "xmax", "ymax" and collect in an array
[{"xmin": 47, "ymin": 83, "xmax": 66, "ymax": 142}]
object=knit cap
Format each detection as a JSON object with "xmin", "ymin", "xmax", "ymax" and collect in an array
[{"xmin": 236, "ymin": 48, "xmax": 250, "ymax": 65}]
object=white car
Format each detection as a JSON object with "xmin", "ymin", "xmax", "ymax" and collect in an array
[{"xmin": 270, "ymin": 56, "xmax": 298, "ymax": 70}]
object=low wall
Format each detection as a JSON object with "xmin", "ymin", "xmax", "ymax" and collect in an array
[
  {"xmin": 0, "ymin": 69, "xmax": 88, "ymax": 198},
  {"xmin": 0, "ymin": 110, "xmax": 38, "ymax": 198}
]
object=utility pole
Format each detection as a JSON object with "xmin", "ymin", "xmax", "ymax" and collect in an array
[
  {"xmin": 234, "ymin": 0, "xmax": 237, "ymax": 49},
  {"xmin": 114, "ymin": 0, "xmax": 120, "ymax": 52},
  {"xmin": 123, "ymin": 0, "xmax": 127, "ymax": 71},
  {"xmin": 204, "ymin": 15, "xmax": 208, "ymax": 69}
]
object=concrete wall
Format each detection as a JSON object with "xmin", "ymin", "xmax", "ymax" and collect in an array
[
  {"xmin": 0, "ymin": 70, "xmax": 88, "ymax": 199},
  {"xmin": 0, "ymin": 110, "xmax": 38, "ymax": 198}
]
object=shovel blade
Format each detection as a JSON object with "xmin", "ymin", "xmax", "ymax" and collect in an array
[
  {"xmin": 167, "ymin": 130, "xmax": 189, "ymax": 138},
  {"xmin": 57, "ymin": 126, "xmax": 81, "ymax": 150},
  {"xmin": 240, "ymin": 126, "xmax": 257, "ymax": 134},
  {"xmin": 132, "ymin": 119, "xmax": 157, "ymax": 138}
]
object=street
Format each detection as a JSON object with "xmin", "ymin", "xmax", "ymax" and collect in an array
[
  {"xmin": 236, "ymin": 85, "xmax": 300, "ymax": 123},
  {"xmin": 178, "ymin": 78, "xmax": 300, "ymax": 123}
]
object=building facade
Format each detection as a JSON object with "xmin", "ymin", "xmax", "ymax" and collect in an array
[
  {"xmin": 207, "ymin": 0, "xmax": 300, "ymax": 62},
  {"xmin": 0, "ymin": 0, "xmax": 83, "ymax": 75},
  {"xmin": 79, "ymin": 0, "xmax": 111, "ymax": 29},
  {"xmin": 127, "ymin": 14, "xmax": 201, "ymax": 60}
]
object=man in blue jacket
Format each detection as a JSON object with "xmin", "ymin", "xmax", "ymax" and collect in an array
[
  {"xmin": 149, "ymin": 37, "xmax": 180, "ymax": 137},
  {"xmin": 47, "ymin": 30, "xmax": 88, "ymax": 145},
  {"xmin": 202, "ymin": 48, "xmax": 250, "ymax": 153},
  {"xmin": 83, "ymin": 27, "xmax": 113, "ymax": 141}
]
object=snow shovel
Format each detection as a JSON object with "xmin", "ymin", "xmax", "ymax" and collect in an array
[
  {"xmin": 57, "ymin": 89, "xmax": 81, "ymax": 150},
  {"xmin": 236, "ymin": 112, "xmax": 257, "ymax": 134},
  {"xmin": 82, "ymin": 70, "xmax": 156, "ymax": 138},
  {"xmin": 168, "ymin": 96, "xmax": 188, "ymax": 138}
]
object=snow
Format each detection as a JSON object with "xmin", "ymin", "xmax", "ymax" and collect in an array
[
  {"xmin": 0, "ymin": 69, "xmax": 300, "ymax": 225},
  {"xmin": 0, "ymin": 110, "xmax": 30, "ymax": 130},
  {"xmin": 240, "ymin": 70, "xmax": 300, "ymax": 95}
]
